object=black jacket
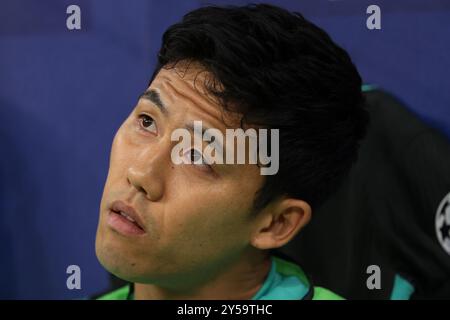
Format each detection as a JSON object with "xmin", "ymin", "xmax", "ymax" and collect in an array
[{"xmin": 280, "ymin": 88, "xmax": 450, "ymax": 299}]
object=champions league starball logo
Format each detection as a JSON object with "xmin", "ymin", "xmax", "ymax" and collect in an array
[{"xmin": 436, "ymin": 192, "xmax": 450, "ymax": 255}]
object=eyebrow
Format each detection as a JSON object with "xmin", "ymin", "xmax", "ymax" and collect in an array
[{"xmin": 139, "ymin": 89, "xmax": 168, "ymax": 115}]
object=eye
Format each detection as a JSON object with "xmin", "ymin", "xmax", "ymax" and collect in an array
[
  {"xmin": 138, "ymin": 114, "xmax": 157, "ymax": 134},
  {"xmin": 183, "ymin": 148, "xmax": 211, "ymax": 168}
]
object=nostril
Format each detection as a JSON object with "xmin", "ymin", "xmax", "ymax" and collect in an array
[
  {"xmin": 126, "ymin": 175, "xmax": 146, "ymax": 195},
  {"xmin": 138, "ymin": 186, "xmax": 147, "ymax": 195}
]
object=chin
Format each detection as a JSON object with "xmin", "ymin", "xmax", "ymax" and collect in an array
[{"xmin": 95, "ymin": 234, "xmax": 154, "ymax": 284}]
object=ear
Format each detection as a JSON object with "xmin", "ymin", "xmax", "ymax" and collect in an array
[{"xmin": 250, "ymin": 198, "xmax": 311, "ymax": 250}]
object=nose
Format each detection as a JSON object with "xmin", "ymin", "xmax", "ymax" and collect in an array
[{"xmin": 126, "ymin": 144, "xmax": 169, "ymax": 201}]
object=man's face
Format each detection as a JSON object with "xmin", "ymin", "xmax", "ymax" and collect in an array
[{"xmin": 95, "ymin": 63, "xmax": 265, "ymax": 288}]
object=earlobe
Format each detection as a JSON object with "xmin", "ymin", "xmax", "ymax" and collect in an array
[{"xmin": 250, "ymin": 198, "xmax": 312, "ymax": 250}]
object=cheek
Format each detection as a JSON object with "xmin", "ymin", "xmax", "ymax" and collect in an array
[
  {"xmin": 109, "ymin": 128, "xmax": 134, "ymax": 170},
  {"xmin": 162, "ymin": 181, "xmax": 255, "ymax": 251},
  {"xmin": 101, "ymin": 136, "xmax": 127, "ymax": 203},
  {"xmin": 104, "ymin": 125, "xmax": 143, "ymax": 191}
]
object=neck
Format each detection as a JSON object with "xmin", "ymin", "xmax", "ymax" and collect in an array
[{"xmin": 134, "ymin": 249, "xmax": 272, "ymax": 300}]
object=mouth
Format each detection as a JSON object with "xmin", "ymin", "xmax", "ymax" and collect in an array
[{"xmin": 107, "ymin": 200, "xmax": 146, "ymax": 236}]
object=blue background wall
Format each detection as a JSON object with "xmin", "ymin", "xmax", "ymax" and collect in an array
[{"xmin": 0, "ymin": 0, "xmax": 449, "ymax": 299}]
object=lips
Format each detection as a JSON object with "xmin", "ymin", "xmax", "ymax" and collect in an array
[{"xmin": 107, "ymin": 200, "xmax": 146, "ymax": 236}]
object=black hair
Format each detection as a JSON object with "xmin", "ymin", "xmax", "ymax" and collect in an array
[{"xmin": 150, "ymin": 3, "xmax": 369, "ymax": 213}]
